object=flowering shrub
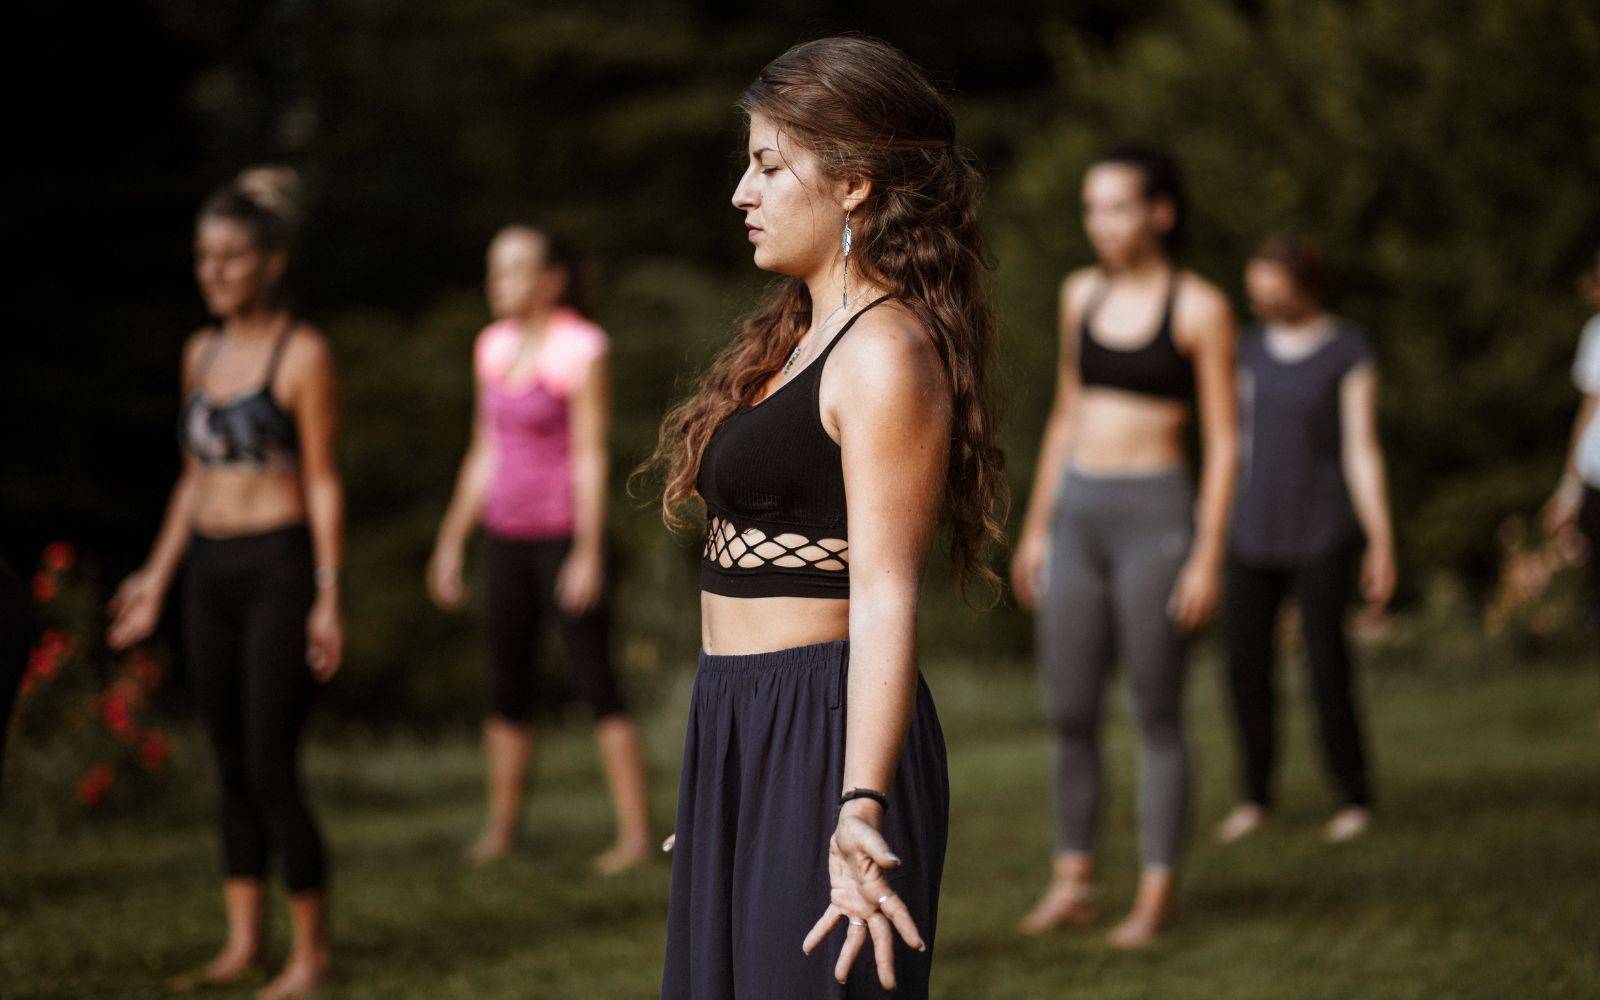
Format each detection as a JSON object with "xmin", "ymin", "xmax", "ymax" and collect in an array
[{"xmin": 11, "ymin": 541, "xmax": 175, "ymax": 813}]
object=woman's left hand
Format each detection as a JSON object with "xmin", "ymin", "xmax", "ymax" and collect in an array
[
  {"xmin": 306, "ymin": 594, "xmax": 343, "ymax": 681},
  {"xmin": 555, "ymin": 545, "xmax": 604, "ymax": 617},
  {"xmin": 1168, "ymin": 552, "xmax": 1222, "ymax": 631},
  {"xmin": 803, "ymin": 805, "xmax": 926, "ymax": 990}
]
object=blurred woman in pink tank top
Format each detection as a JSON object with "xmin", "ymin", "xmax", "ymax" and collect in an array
[{"xmin": 428, "ymin": 225, "xmax": 653, "ymax": 873}]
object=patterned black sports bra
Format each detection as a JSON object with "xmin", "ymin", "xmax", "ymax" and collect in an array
[
  {"xmin": 179, "ymin": 327, "xmax": 300, "ymax": 469},
  {"xmin": 695, "ymin": 295, "xmax": 895, "ymax": 599}
]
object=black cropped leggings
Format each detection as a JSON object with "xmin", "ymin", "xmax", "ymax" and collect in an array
[
  {"xmin": 1581, "ymin": 486, "xmax": 1600, "ymax": 632},
  {"xmin": 1223, "ymin": 543, "xmax": 1372, "ymax": 809},
  {"xmin": 483, "ymin": 531, "xmax": 626, "ymax": 723},
  {"xmin": 182, "ymin": 525, "xmax": 325, "ymax": 893}
]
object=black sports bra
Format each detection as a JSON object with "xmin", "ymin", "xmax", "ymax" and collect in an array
[
  {"xmin": 1077, "ymin": 270, "xmax": 1194, "ymax": 401},
  {"xmin": 695, "ymin": 294, "xmax": 894, "ymax": 599},
  {"xmin": 179, "ymin": 327, "xmax": 300, "ymax": 469}
]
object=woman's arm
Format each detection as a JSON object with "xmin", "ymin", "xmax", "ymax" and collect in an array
[
  {"xmin": 288, "ymin": 330, "xmax": 345, "ymax": 679},
  {"xmin": 1012, "ymin": 275, "xmax": 1087, "ymax": 608},
  {"xmin": 428, "ymin": 376, "xmax": 496, "ymax": 609},
  {"xmin": 1543, "ymin": 393, "xmax": 1597, "ymax": 535},
  {"xmin": 1340, "ymin": 363, "xmax": 1397, "ymax": 609},
  {"xmin": 801, "ymin": 312, "xmax": 945, "ymax": 986},
  {"xmin": 1170, "ymin": 279, "xmax": 1238, "ymax": 630},
  {"xmin": 556, "ymin": 351, "xmax": 611, "ymax": 615},
  {"xmin": 107, "ymin": 333, "xmax": 210, "ymax": 650}
]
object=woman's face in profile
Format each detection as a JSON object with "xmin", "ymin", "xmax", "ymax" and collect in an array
[{"xmin": 732, "ymin": 113, "xmax": 839, "ymax": 278}]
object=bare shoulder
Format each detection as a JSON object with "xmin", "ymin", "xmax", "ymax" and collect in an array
[
  {"xmin": 1060, "ymin": 266, "xmax": 1102, "ymax": 316},
  {"xmin": 283, "ymin": 323, "xmax": 336, "ymax": 375},
  {"xmin": 181, "ymin": 325, "xmax": 216, "ymax": 367},
  {"xmin": 828, "ymin": 300, "xmax": 949, "ymax": 408},
  {"xmin": 1173, "ymin": 270, "xmax": 1235, "ymax": 346}
]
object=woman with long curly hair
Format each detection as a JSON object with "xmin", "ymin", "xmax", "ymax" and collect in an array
[{"xmin": 640, "ymin": 36, "xmax": 1006, "ymax": 999}]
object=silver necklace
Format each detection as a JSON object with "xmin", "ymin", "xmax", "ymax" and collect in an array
[{"xmin": 779, "ymin": 299, "xmax": 853, "ymax": 375}]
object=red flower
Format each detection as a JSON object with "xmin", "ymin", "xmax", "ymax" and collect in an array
[
  {"xmin": 27, "ymin": 647, "xmax": 59, "ymax": 681},
  {"xmin": 100, "ymin": 690, "xmax": 139, "ymax": 742},
  {"xmin": 77, "ymin": 762, "xmax": 115, "ymax": 807},
  {"xmin": 39, "ymin": 630, "xmax": 70, "ymax": 655},
  {"xmin": 29, "ymin": 631, "xmax": 73, "ymax": 681},
  {"xmin": 32, "ymin": 572, "xmax": 55, "ymax": 603},
  {"xmin": 139, "ymin": 732, "xmax": 170, "ymax": 772},
  {"xmin": 42, "ymin": 541, "xmax": 75, "ymax": 572},
  {"xmin": 128, "ymin": 653, "xmax": 163, "ymax": 689}
]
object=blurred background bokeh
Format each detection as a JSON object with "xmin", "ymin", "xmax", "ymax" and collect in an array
[
  {"xmin": 5, "ymin": 0, "xmax": 1597, "ymax": 736},
  {"xmin": 6, "ymin": 3, "xmax": 1600, "ymax": 997}
]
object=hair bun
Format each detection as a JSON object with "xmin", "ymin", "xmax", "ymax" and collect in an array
[{"xmin": 234, "ymin": 165, "xmax": 303, "ymax": 231}]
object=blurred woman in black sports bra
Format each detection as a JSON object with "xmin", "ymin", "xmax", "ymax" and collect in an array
[
  {"xmin": 1012, "ymin": 147, "xmax": 1238, "ymax": 947},
  {"xmin": 107, "ymin": 166, "xmax": 343, "ymax": 1000}
]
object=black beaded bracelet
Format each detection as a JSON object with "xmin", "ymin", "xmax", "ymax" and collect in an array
[{"xmin": 839, "ymin": 787, "xmax": 889, "ymax": 812}]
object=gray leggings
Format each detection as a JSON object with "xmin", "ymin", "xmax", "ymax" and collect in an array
[{"xmin": 1036, "ymin": 466, "xmax": 1194, "ymax": 869}]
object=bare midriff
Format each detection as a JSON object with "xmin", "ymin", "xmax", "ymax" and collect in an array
[
  {"xmin": 191, "ymin": 467, "xmax": 307, "ymax": 536},
  {"xmin": 700, "ymin": 592, "xmax": 850, "ymax": 655},
  {"xmin": 1069, "ymin": 388, "xmax": 1189, "ymax": 472}
]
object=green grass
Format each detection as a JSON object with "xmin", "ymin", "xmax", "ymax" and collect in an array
[{"xmin": 3, "ymin": 653, "xmax": 1597, "ymax": 998}]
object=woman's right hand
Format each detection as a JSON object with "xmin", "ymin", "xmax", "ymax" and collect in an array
[
  {"xmin": 426, "ymin": 542, "xmax": 466, "ymax": 611},
  {"xmin": 106, "ymin": 570, "xmax": 164, "ymax": 650},
  {"xmin": 1010, "ymin": 526, "xmax": 1048, "ymax": 609}
]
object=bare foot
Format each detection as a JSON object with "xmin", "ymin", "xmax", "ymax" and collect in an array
[
  {"xmin": 592, "ymin": 840, "xmax": 654, "ymax": 876},
  {"xmin": 1324, "ymin": 806, "xmax": 1371, "ymax": 843},
  {"xmin": 256, "ymin": 952, "xmax": 329, "ymax": 1000},
  {"xmin": 1106, "ymin": 907, "xmax": 1165, "ymax": 949},
  {"xmin": 168, "ymin": 947, "xmax": 257, "ymax": 991},
  {"xmin": 465, "ymin": 831, "xmax": 513, "ymax": 865},
  {"xmin": 1214, "ymin": 802, "xmax": 1267, "ymax": 844},
  {"xmin": 1018, "ymin": 877, "xmax": 1097, "ymax": 936}
]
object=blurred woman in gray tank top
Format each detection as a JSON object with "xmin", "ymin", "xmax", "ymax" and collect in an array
[{"xmin": 1214, "ymin": 235, "xmax": 1397, "ymax": 848}]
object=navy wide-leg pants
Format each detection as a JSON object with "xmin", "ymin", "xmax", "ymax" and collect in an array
[{"xmin": 661, "ymin": 638, "xmax": 948, "ymax": 999}]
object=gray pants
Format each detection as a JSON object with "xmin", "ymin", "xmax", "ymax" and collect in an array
[{"xmin": 1036, "ymin": 466, "xmax": 1193, "ymax": 869}]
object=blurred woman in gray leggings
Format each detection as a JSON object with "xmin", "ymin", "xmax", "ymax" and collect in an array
[{"xmin": 1012, "ymin": 147, "xmax": 1238, "ymax": 948}]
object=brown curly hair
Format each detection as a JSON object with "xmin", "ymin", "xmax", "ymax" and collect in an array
[{"xmin": 634, "ymin": 35, "xmax": 1009, "ymax": 602}]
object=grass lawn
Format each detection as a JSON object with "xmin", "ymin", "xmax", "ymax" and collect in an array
[{"xmin": 3, "ymin": 651, "xmax": 1597, "ymax": 998}]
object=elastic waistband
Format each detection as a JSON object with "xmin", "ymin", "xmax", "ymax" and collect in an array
[
  {"xmin": 1065, "ymin": 462, "xmax": 1188, "ymax": 484},
  {"xmin": 697, "ymin": 637, "xmax": 848, "ymax": 675},
  {"xmin": 191, "ymin": 522, "xmax": 310, "ymax": 547}
]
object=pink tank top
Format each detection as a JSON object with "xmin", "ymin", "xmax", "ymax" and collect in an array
[{"xmin": 475, "ymin": 310, "xmax": 608, "ymax": 539}]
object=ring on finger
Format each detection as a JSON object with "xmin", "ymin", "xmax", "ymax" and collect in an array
[
  {"xmin": 877, "ymin": 892, "xmax": 896, "ymax": 905},
  {"xmin": 848, "ymin": 917, "xmax": 866, "ymax": 927}
]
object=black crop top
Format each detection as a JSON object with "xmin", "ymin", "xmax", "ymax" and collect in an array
[
  {"xmin": 179, "ymin": 328, "xmax": 301, "ymax": 469},
  {"xmin": 696, "ymin": 294, "xmax": 894, "ymax": 599},
  {"xmin": 1077, "ymin": 270, "xmax": 1194, "ymax": 400}
]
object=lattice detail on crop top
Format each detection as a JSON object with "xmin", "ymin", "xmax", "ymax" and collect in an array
[{"xmin": 703, "ymin": 515, "xmax": 848, "ymax": 572}]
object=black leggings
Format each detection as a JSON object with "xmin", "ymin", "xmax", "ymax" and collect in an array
[
  {"xmin": 1581, "ymin": 486, "xmax": 1600, "ymax": 632},
  {"xmin": 1224, "ymin": 544, "xmax": 1372, "ymax": 809},
  {"xmin": 484, "ymin": 532, "xmax": 626, "ymax": 723},
  {"xmin": 183, "ymin": 525, "xmax": 325, "ymax": 893}
]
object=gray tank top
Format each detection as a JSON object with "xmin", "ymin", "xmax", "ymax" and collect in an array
[{"xmin": 1231, "ymin": 318, "xmax": 1374, "ymax": 566}]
